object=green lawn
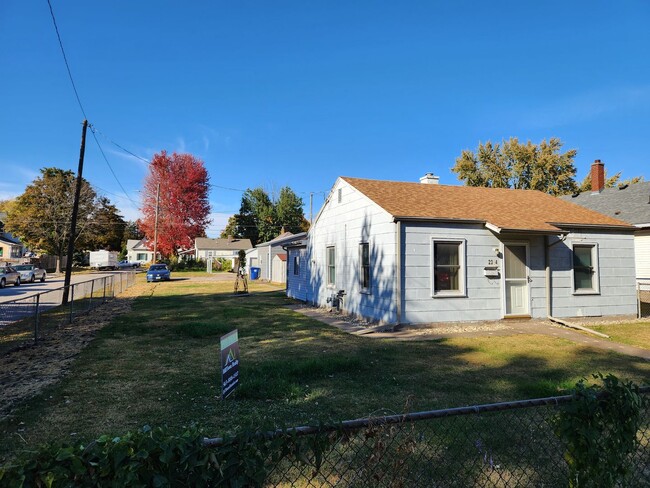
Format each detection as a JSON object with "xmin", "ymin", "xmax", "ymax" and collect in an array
[{"xmin": 2, "ymin": 278, "xmax": 649, "ymax": 460}]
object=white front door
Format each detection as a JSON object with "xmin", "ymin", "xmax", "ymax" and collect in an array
[{"xmin": 504, "ymin": 243, "xmax": 530, "ymax": 316}]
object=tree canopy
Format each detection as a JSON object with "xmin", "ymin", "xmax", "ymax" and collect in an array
[
  {"xmin": 452, "ymin": 137, "xmax": 578, "ymax": 196},
  {"xmin": 4, "ymin": 167, "xmax": 125, "ymax": 272},
  {"xmin": 138, "ymin": 151, "xmax": 211, "ymax": 257},
  {"xmin": 221, "ymin": 186, "xmax": 308, "ymax": 245}
]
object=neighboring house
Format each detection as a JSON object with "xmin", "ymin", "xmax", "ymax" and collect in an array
[
  {"xmin": 126, "ymin": 239, "xmax": 156, "ymax": 264},
  {"xmin": 0, "ymin": 212, "xmax": 26, "ymax": 264},
  {"xmin": 0, "ymin": 234, "xmax": 24, "ymax": 264},
  {"xmin": 561, "ymin": 160, "xmax": 650, "ymax": 280},
  {"xmin": 288, "ymin": 174, "xmax": 637, "ymax": 325},
  {"xmin": 246, "ymin": 247, "xmax": 259, "ymax": 273},
  {"xmin": 195, "ymin": 236, "xmax": 252, "ymax": 269},
  {"xmin": 256, "ymin": 232, "xmax": 307, "ymax": 281}
]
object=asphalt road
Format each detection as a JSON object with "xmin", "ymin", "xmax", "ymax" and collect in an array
[{"xmin": 0, "ymin": 272, "xmax": 120, "ymax": 304}]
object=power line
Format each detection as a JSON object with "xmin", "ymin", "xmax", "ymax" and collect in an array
[
  {"xmin": 90, "ymin": 125, "xmax": 151, "ymax": 164},
  {"xmin": 46, "ymin": 0, "xmax": 87, "ymax": 120}
]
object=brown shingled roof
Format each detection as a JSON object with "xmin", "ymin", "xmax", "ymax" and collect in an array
[{"xmin": 342, "ymin": 177, "xmax": 633, "ymax": 233}]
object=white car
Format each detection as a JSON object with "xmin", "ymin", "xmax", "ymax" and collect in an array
[
  {"xmin": 14, "ymin": 264, "xmax": 47, "ymax": 283},
  {"xmin": 0, "ymin": 266, "xmax": 21, "ymax": 288}
]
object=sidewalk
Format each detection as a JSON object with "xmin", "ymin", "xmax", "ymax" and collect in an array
[{"xmin": 289, "ymin": 305, "xmax": 650, "ymax": 361}]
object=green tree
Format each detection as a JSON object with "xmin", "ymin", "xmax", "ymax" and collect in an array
[
  {"xmin": 221, "ymin": 187, "xmax": 307, "ymax": 245},
  {"xmin": 5, "ymin": 168, "xmax": 97, "ymax": 273},
  {"xmin": 5, "ymin": 168, "xmax": 125, "ymax": 273},
  {"xmin": 453, "ymin": 137, "xmax": 579, "ymax": 195},
  {"xmin": 577, "ymin": 171, "xmax": 644, "ymax": 193}
]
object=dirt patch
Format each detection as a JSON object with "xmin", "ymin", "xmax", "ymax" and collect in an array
[{"xmin": 0, "ymin": 283, "xmax": 147, "ymax": 423}]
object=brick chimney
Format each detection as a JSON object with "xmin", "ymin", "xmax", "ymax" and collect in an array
[
  {"xmin": 419, "ymin": 173, "xmax": 440, "ymax": 185},
  {"xmin": 590, "ymin": 160, "xmax": 605, "ymax": 193}
]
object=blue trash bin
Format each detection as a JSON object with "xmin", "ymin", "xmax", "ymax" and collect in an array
[{"xmin": 250, "ymin": 267, "xmax": 260, "ymax": 280}]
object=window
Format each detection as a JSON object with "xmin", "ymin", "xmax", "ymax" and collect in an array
[
  {"xmin": 432, "ymin": 239, "xmax": 466, "ymax": 296},
  {"xmin": 573, "ymin": 244, "xmax": 599, "ymax": 293},
  {"xmin": 359, "ymin": 243, "xmax": 370, "ymax": 292},
  {"xmin": 293, "ymin": 255, "xmax": 300, "ymax": 276},
  {"xmin": 326, "ymin": 246, "xmax": 336, "ymax": 286},
  {"xmin": 0, "ymin": 248, "xmax": 3, "ymax": 257},
  {"xmin": 11, "ymin": 247, "xmax": 21, "ymax": 258},
  {"xmin": 136, "ymin": 253, "xmax": 148, "ymax": 261},
  {"xmin": 337, "ymin": 188, "xmax": 342, "ymax": 203}
]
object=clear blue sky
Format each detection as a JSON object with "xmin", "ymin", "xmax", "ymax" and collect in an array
[{"xmin": 1, "ymin": 1, "xmax": 649, "ymax": 236}]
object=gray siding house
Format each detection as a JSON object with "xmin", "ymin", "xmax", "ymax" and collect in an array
[
  {"xmin": 256, "ymin": 232, "xmax": 307, "ymax": 282},
  {"xmin": 289, "ymin": 175, "xmax": 637, "ymax": 325},
  {"xmin": 561, "ymin": 160, "xmax": 650, "ymax": 280}
]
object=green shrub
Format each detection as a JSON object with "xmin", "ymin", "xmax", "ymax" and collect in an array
[
  {"xmin": 555, "ymin": 374, "xmax": 647, "ymax": 488},
  {"xmin": 0, "ymin": 424, "xmax": 336, "ymax": 487}
]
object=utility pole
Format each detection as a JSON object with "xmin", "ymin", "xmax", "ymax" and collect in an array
[
  {"xmin": 152, "ymin": 182, "xmax": 160, "ymax": 263},
  {"xmin": 62, "ymin": 120, "xmax": 88, "ymax": 305},
  {"xmin": 309, "ymin": 192, "xmax": 313, "ymax": 226}
]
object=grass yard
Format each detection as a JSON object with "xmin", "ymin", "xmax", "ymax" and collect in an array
[
  {"xmin": 2, "ymin": 277, "xmax": 649, "ymax": 460},
  {"xmin": 587, "ymin": 322, "xmax": 650, "ymax": 350}
]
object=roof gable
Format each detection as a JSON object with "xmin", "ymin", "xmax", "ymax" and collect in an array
[{"xmin": 342, "ymin": 177, "xmax": 632, "ymax": 233}]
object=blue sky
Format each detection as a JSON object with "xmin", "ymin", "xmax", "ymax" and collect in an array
[{"xmin": 1, "ymin": 1, "xmax": 649, "ymax": 236}]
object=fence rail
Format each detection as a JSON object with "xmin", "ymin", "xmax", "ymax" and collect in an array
[
  {"xmin": 0, "ymin": 272, "xmax": 136, "ymax": 355},
  {"xmin": 204, "ymin": 388, "xmax": 650, "ymax": 487}
]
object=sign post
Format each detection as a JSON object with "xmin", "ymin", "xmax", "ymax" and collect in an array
[{"xmin": 220, "ymin": 329, "xmax": 239, "ymax": 399}]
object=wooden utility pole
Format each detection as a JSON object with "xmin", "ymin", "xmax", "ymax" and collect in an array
[
  {"xmin": 62, "ymin": 119, "xmax": 88, "ymax": 305},
  {"xmin": 152, "ymin": 182, "xmax": 160, "ymax": 263}
]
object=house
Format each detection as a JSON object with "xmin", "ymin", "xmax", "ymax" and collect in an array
[
  {"xmin": 255, "ymin": 232, "xmax": 307, "ymax": 281},
  {"xmin": 194, "ymin": 236, "xmax": 252, "ymax": 270},
  {"xmin": 126, "ymin": 239, "xmax": 156, "ymax": 264},
  {"xmin": 561, "ymin": 160, "xmax": 650, "ymax": 281},
  {"xmin": 288, "ymin": 174, "xmax": 637, "ymax": 325},
  {"xmin": 0, "ymin": 213, "xmax": 25, "ymax": 264}
]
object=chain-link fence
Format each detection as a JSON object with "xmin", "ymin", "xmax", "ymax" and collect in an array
[
  {"xmin": 639, "ymin": 279, "xmax": 650, "ymax": 318},
  {"xmin": 205, "ymin": 389, "xmax": 650, "ymax": 487},
  {"xmin": 0, "ymin": 271, "xmax": 136, "ymax": 355}
]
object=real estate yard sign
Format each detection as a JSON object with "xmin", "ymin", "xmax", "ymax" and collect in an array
[{"xmin": 220, "ymin": 329, "xmax": 239, "ymax": 399}]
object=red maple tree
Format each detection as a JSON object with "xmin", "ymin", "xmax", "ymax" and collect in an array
[{"xmin": 138, "ymin": 151, "xmax": 211, "ymax": 258}]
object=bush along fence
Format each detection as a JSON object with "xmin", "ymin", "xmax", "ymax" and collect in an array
[
  {"xmin": 0, "ymin": 271, "xmax": 136, "ymax": 355},
  {"xmin": 1, "ymin": 376, "xmax": 648, "ymax": 487}
]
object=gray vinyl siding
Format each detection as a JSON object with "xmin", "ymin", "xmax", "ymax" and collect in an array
[
  {"xmin": 287, "ymin": 248, "xmax": 309, "ymax": 301},
  {"xmin": 402, "ymin": 222, "xmax": 505, "ymax": 323},
  {"xmin": 307, "ymin": 178, "xmax": 397, "ymax": 323},
  {"xmin": 548, "ymin": 231, "xmax": 637, "ymax": 317}
]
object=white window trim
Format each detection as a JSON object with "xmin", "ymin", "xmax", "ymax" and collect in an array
[
  {"xmin": 359, "ymin": 242, "xmax": 371, "ymax": 294},
  {"xmin": 430, "ymin": 238, "xmax": 467, "ymax": 297},
  {"xmin": 571, "ymin": 241, "xmax": 600, "ymax": 295},
  {"xmin": 326, "ymin": 245, "xmax": 336, "ymax": 288}
]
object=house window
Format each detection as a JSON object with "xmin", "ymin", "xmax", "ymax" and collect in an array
[
  {"xmin": 432, "ymin": 239, "xmax": 466, "ymax": 296},
  {"xmin": 136, "ymin": 253, "xmax": 148, "ymax": 261},
  {"xmin": 326, "ymin": 246, "xmax": 336, "ymax": 286},
  {"xmin": 293, "ymin": 255, "xmax": 300, "ymax": 276},
  {"xmin": 337, "ymin": 188, "xmax": 342, "ymax": 203},
  {"xmin": 0, "ymin": 248, "xmax": 3, "ymax": 257},
  {"xmin": 359, "ymin": 243, "xmax": 370, "ymax": 292},
  {"xmin": 573, "ymin": 244, "xmax": 599, "ymax": 293},
  {"xmin": 11, "ymin": 247, "xmax": 21, "ymax": 258}
]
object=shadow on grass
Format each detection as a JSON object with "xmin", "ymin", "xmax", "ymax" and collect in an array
[{"xmin": 1, "ymin": 283, "xmax": 649, "ymax": 463}]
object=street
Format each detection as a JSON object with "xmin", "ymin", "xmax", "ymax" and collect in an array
[{"xmin": 0, "ymin": 272, "xmax": 120, "ymax": 304}]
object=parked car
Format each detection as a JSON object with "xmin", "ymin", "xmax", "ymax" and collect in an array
[
  {"xmin": 13, "ymin": 264, "xmax": 46, "ymax": 283},
  {"xmin": 146, "ymin": 264, "xmax": 171, "ymax": 282},
  {"xmin": 118, "ymin": 260, "xmax": 140, "ymax": 269},
  {"xmin": 0, "ymin": 266, "xmax": 21, "ymax": 288}
]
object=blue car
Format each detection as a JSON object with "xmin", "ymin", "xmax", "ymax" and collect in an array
[{"xmin": 146, "ymin": 264, "xmax": 171, "ymax": 282}]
